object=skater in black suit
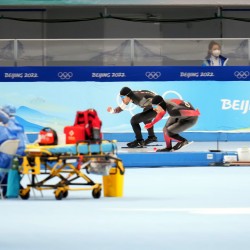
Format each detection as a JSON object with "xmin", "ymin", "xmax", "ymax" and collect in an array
[
  {"xmin": 145, "ymin": 95, "xmax": 200, "ymax": 152},
  {"xmin": 107, "ymin": 87, "xmax": 158, "ymax": 148}
]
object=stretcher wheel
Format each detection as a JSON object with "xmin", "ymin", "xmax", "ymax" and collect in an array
[
  {"xmin": 55, "ymin": 190, "xmax": 63, "ymax": 200},
  {"xmin": 63, "ymin": 190, "xmax": 68, "ymax": 198},
  {"xmin": 92, "ymin": 188, "xmax": 101, "ymax": 199},
  {"xmin": 19, "ymin": 189, "xmax": 30, "ymax": 200}
]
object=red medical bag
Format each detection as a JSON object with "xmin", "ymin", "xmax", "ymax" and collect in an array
[
  {"xmin": 64, "ymin": 125, "xmax": 85, "ymax": 144},
  {"xmin": 38, "ymin": 127, "xmax": 58, "ymax": 145},
  {"xmin": 64, "ymin": 109, "xmax": 102, "ymax": 144}
]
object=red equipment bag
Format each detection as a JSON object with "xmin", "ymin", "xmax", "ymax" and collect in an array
[
  {"xmin": 74, "ymin": 109, "xmax": 102, "ymax": 140},
  {"xmin": 64, "ymin": 109, "xmax": 102, "ymax": 144},
  {"xmin": 64, "ymin": 125, "xmax": 85, "ymax": 144},
  {"xmin": 38, "ymin": 127, "xmax": 58, "ymax": 146}
]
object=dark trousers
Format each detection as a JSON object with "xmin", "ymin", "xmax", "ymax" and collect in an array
[
  {"xmin": 165, "ymin": 116, "xmax": 198, "ymax": 141},
  {"xmin": 130, "ymin": 107, "xmax": 157, "ymax": 140}
]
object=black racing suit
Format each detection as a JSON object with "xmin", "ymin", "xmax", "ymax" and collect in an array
[
  {"xmin": 164, "ymin": 99, "xmax": 199, "ymax": 146},
  {"xmin": 114, "ymin": 90, "xmax": 157, "ymax": 140}
]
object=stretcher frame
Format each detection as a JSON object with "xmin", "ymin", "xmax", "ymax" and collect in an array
[{"xmin": 19, "ymin": 140, "xmax": 124, "ymax": 200}]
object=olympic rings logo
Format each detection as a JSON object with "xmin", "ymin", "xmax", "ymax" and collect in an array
[
  {"xmin": 58, "ymin": 72, "xmax": 73, "ymax": 80},
  {"xmin": 116, "ymin": 94, "xmax": 137, "ymax": 117},
  {"xmin": 116, "ymin": 90, "xmax": 183, "ymax": 119},
  {"xmin": 145, "ymin": 72, "xmax": 161, "ymax": 79},
  {"xmin": 234, "ymin": 71, "xmax": 250, "ymax": 79},
  {"xmin": 162, "ymin": 90, "xmax": 182, "ymax": 101}
]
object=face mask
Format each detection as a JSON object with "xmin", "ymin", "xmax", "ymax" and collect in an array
[{"xmin": 212, "ymin": 49, "xmax": 221, "ymax": 57}]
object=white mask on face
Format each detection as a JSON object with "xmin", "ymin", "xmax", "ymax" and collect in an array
[{"xmin": 212, "ymin": 49, "xmax": 221, "ymax": 57}]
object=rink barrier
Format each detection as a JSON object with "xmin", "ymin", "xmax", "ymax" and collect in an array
[
  {"xmin": 117, "ymin": 151, "xmax": 238, "ymax": 167},
  {"xmin": 104, "ymin": 132, "xmax": 250, "ymax": 142},
  {"xmin": 26, "ymin": 132, "xmax": 250, "ymax": 144}
]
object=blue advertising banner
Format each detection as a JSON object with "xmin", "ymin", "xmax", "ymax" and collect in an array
[{"xmin": 1, "ymin": 66, "xmax": 250, "ymax": 82}]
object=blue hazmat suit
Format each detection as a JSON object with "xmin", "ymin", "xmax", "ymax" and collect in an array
[{"xmin": 0, "ymin": 106, "xmax": 27, "ymax": 196}]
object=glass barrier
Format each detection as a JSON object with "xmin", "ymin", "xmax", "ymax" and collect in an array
[
  {"xmin": 17, "ymin": 39, "xmax": 132, "ymax": 66},
  {"xmin": 0, "ymin": 38, "xmax": 249, "ymax": 66},
  {"xmin": 134, "ymin": 39, "xmax": 249, "ymax": 66},
  {"xmin": 0, "ymin": 39, "xmax": 16, "ymax": 66}
]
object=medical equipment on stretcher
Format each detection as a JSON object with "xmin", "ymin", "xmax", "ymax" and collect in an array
[
  {"xmin": 38, "ymin": 127, "xmax": 58, "ymax": 146},
  {"xmin": 19, "ymin": 140, "xmax": 124, "ymax": 200},
  {"xmin": 64, "ymin": 109, "xmax": 102, "ymax": 144}
]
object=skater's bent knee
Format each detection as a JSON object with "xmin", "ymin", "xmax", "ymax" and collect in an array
[{"xmin": 131, "ymin": 116, "xmax": 139, "ymax": 124}]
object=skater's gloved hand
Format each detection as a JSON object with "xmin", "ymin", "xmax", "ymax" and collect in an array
[
  {"xmin": 145, "ymin": 123, "xmax": 153, "ymax": 129},
  {"xmin": 107, "ymin": 107, "xmax": 114, "ymax": 113}
]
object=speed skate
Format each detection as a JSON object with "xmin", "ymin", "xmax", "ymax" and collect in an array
[
  {"xmin": 121, "ymin": 144, "xmax": 162, "ymax": 149},
  {"xmin": 172, "ymin": 141, "xmax": 193, "ymax": 151},
  {"xmin": 154, "ymin": 141, "xmax": 194, "ymax": 152}
]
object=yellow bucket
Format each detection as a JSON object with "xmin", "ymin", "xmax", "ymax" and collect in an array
[{"xmin": 103, "ymin": 164, "xmax": 124, "ymax": 197}]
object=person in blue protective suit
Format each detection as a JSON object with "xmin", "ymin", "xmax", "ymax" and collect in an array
[
  {"xmin": 2, "ymin": 105, "xmax": 28, "ymax": 156},
  {"xmin": 0, "ymin": 109, "xmax": 13, "ymax": 196},
  {"xmin": 202, "ymin": 41, "xmax": 228, "ymax": 66},
  {"xmin": 0, "ymin": 105, "xmax": 28, "ymax": 197}
]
